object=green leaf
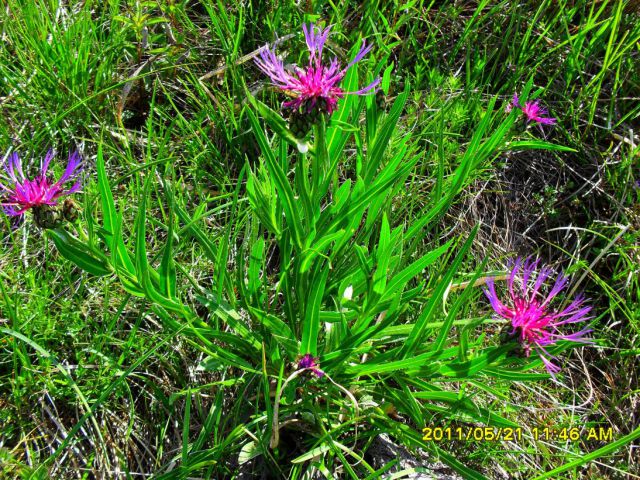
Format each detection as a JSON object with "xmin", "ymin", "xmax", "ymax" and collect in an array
[
  {"xmin": 434, "ymin": 445, "xmax": 488, "ymax": 480},
  {"xmin": 432, "ymin": 250, "xmax": 484, "ymax": 354},
  {"xmin": 248, "ymin": 307, "xmax": 297, "ymax": 354},
  {"xmin": 174, "ymin": 203, "xmax": 219, "ymax": 263},
  {"xmin": 357, "ymin": 157, "xmax": 417, "ymax": 214},
  {"xmin": 134, "ymin": 174, "xmax": 185, "ymax": 314},
  {"xmin": 96, "ymin": 144, "xmax": 136, "ymax": 275},
  {"xmin": 47, "ymin": 229, "xmax": 112, "ymax": 277},
  {"xmin": 110, "ymin": 212, "xmax": 144, "ymax": 296},
  {"xmin": 401, "ymin": 227, "xmax": 477, "ymax": 358},
  {"xmin": 364, "ymin": 83, "xmax": 409, "ymax": 184},
  {"xmin": 246, "ymin": 109, "xmax": 305, "ymax": 250},
  {"xmin": 238, "ymin": 441, "xmax": 263, "ymax": 465},
  {"xmin": 507, "ymin": 140, "xmax": 577, "ymax": 152},
  {"xmin": 312, "ymin": 115, "xmax": 329, "ymax": 202},
  {"xmin": 300, "ymin": 263, "xmax": 330, "ymax": 356},
  {"xmin": 484, "ymin": 367, "xmax": 550, "ymax": 381},
  {"xmin": 371, "ymin": 213, "xmax": 392, "ymax": 297},
  {"xmin": 531, "ymin": 425, "xmax": 640, "ymax": 480},
  {"xmin": 327, "ymin": 59, "xmax": 360, "ymax": 158},
  {"xmin": 382, "ymin": 241, "xmax": 452, "ymax": 301},
  {"xmin": 248, "ymin": 238, "xmax": 265, "ymax": 297},
  {"xmin": 346, "ymin": 348, "xmax": 458, "ymax": 376},
  {"xmin": 159, "ymin": 186, "xmax": 177, "ymax": 299},
  {"xmin": 438, "ymin": 345, "xmax": 513, "ymax": 378},
  {"xmin": 381, "ymin": 63, "xmax": 394, "ymax": 94},
  {"xmin": 292, "ymin": 444, "xmax": 331, "ymax": 464},
  {"xmin": 249, "ymin": 95, "xmax": 302, "ymax": 149},
  {"xmin": 197, "ymin": 295, "xmax": 261, "ymax": 351},
  {"xmin": 197, "ymin": 350, "xmax": 258, "ymax": 374},
  {"xmin": 299, "ymin": 230, "xmax": 345, "ymax": 273}
]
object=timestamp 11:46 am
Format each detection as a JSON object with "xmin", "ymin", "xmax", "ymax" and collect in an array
[{"xmin": 421, "ymin": 426, "xmax": 614, "ymax": 442}]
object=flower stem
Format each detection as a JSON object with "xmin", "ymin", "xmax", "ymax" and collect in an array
[{"xmin": 312, "ymin": 115, "xmax": 329, "ymax": 203}]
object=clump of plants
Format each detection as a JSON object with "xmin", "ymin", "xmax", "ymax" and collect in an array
[{"xmin": 1, "ymin": 21, "xmax": 607, "ymax": 479}]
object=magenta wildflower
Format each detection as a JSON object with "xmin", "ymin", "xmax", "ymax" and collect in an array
[
  {"xmin": 510, "ymin": 93, "xmax": 557, "ymax": 125},
  {"xmin": 484, "ymin": 257, "xmax": 592, "ymax": 376},
  {"xmin": 0, "ymin": 150, "xmax": 82, "ymax": 217},
  {"xmin": 298, "ymin": 353, "xmax": 324, "ymax": 378},
  {"xmin": 255, "ymin": 23, "xmax": 380, "ymax": 116}
]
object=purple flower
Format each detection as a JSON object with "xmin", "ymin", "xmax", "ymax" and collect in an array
[
  {"xmin": 484, "ymin": 257, "xmax": 592, "ymax": 376},
  {"xmin": 0, "ymin": 150, "xmax": 82, "ymax": 217},
  {"xmin": 510, "ymin": 94, "xmax": 557, "ymax": 125},
  {"xmin": 255, "ymin": 23, "xmax": 380, "ymax": 116},
  {"xmin": 298, "ymin": 353, "xmax": 324, "ymax": 377}
]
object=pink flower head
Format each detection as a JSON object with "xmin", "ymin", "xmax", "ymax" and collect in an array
[
  {"xmin": 255, "ymin": 23, "xmax": 380, "ymax": 116},
  {"xmin": 0, "ymin": 150, "xmax": 82, "ymax": 217},
  {"xmin": 510, "ymin": 94, "xmax": 557, "ymax": 125},
  {"xmin": 298, "ymin": 353, "xmax": 324, "ymax": 378},
  {"xmin": 484, "ymin": 257, "xmax": 592, "ymax": 376}
]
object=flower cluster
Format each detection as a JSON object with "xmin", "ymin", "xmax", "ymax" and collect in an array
[
  {"xmin": 255, "ymin": 23, "xmax": 379, "ymax": 117},
  {"xmin": 484, "ymin": 257, "xmax": 592, "ymax": 376},
  {"xmin": 298, "ymin": 353, "xmax": 324, "ymax": 378},
  {"xmin": 0, "ymin": 23, "xmax": 594, "ymax": 386},
  {"xmin": 507, "ymin": 93, "xmax": 556, "ymax": 125},
  {"xmin": 0, "ymin": 150, "xmax": 82, "ymax": 224}
]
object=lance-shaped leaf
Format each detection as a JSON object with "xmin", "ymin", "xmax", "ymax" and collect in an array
[
  {"xmin": 300, "ymin": 263, "xmax": 330, "ymax": 356},
  {"xmin": 48, "ymin": 228, "xmax": 112, "ymax": 277},
  {"xmin": 96, "ymin": 144, "xmax": 136, "ymax": 275},
  {"xmin": 246, "ymin": 108, "xmax": 305, "ymax": 250}
]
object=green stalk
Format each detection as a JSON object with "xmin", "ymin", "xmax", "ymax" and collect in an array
[{"xmin": 313, "ymin": 115, "xmax": 329, "ymax": 206}]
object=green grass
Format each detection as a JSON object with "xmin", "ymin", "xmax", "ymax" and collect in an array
[{"xmin": 1, "ymin": 0, "xmax": 639, "ymax": 478}]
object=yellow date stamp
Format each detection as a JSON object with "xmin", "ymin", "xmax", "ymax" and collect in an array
[
  {"xmin": 422, "ymin": 426, "xmax": 613, "ymax": 442},
  {"xmin": 422, "ymin": 426, "xmax": 523, "ymax": 442}
]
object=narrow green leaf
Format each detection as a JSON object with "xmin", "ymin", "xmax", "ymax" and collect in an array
[
  {"xmin": 438, "ymin": 345, "xmax": 513, "ymax": 378},
  {"xmin": 197, "ymin": 295, "xmax": 262, "ymax": 350},
  {"xmin": 432, "ymin": 247, "xmax": 483, "ymax": 354},
  {"xmin": 299, "ymin": 230, "xmax": 345, "ymax": 273},
  {"xmin": 96, "ymin": 146, "xmax": 136, "ymax": 275},
  {"xmin": 507, "ymin": 140, "xmax": 577, "ymax": 152},
  {"xmin": 251, "ymin": 97, "xmax": 301, "ymax": 148},
  {"xmin": 248, "ymin": 238, "xmax": 265, "ymax": 296},
  {"xmin": 134, "ymin": 175, "xmax": 185, "ymax": 314},
  {"xmin": 47, "ymin": 229, "xmax": 112, "ymax": 277},
  {"xmin": 182, "ymin": 389, "xmax": 191, "ymax": 463},
  {"xmin": 246, "ymin": 109, "xmax": 305, "ymax": 250},
  {"xmin": 175, "ymin": 203, "xmax": 218, "ymax": 263},
  {"xmin": 159, "ymin": 187, "xmax": 177, "ymax": 299},
  {"xmin": 364, "ymin": 83, "xmax": 409, "ymax": 184},
  {"xmin": 96, "ymin": 144, "xmax": 117, "ymax": 233},
  {"xmin": 401, "ymin": 227, "xmax": 477, "ymax": 358},
  {"xmin": 372, "ymin": 213, "xmax": 391, "ymax": 297},
  {"xmin": 382, "ymin": 241, "xmax": 452, "ymax": 301},
  {"xmin": 531, "ymin": 426, "xmax": 640, "ymax": 480},
  {"xmin": 291, "ymin": 444, "xmax": 331, "ymax": 464},
  {"xmin": 300, "ymin": 263, "xmax": 330, "ymax": 355}
]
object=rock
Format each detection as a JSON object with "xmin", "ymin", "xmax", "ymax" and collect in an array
[{"xmin": 367, "ymin": 434, "xmax": 463, "ymax": 480}]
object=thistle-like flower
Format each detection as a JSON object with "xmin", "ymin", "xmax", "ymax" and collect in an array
[
  {"xmin": 298, "ymin": 353, "xmax": 324, "ymax": 378},
  {"xmin": 509, "ymin": 94, "xmax": 557, "ymax": 125},
  {"xmin": 484, "ymin": 257, "xmax": 592, "ymax": 376},
  {"xmin": 0, "ymin": 150, "xmax": 82, "ymax": 220},
  {"xmin": 255, "ymin": 23, "xmax": 380, "ymax": 117}
]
